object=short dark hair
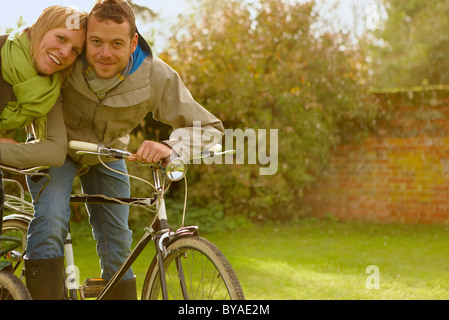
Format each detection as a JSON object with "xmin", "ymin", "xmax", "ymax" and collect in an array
[{"xmin": 89, "ymin": 0, "xmax": 136, "ymax": 39}]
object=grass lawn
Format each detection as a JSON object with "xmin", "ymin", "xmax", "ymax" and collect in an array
[{"xmin": 70, "ymin": 218, "xmax": 449, "ymax": 300}]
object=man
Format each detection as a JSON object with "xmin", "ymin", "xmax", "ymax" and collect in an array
[{"xmin": 23, "ymin": 0, "xmax": 224, "ymax": 300}]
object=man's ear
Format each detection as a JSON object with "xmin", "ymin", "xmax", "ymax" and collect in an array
[{"xmin": 130, "ymin": 33, "xmax": 138, "ymax": 53}]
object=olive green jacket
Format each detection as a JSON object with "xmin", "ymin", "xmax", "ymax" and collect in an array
[{"xmin": 62, "ymin": 56, "xmax": 224, "ymax": 165}]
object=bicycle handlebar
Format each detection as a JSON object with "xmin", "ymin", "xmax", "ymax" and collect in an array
[
  {"xmin": 68, "ymin": 141, "xmax": 235, "ymax": 161},
  {"xmin": 68, "ymin": 140, "xmax": 235, "ymax": 182},
  {"xmin": 68, "ymin": 141, "xmax": 132, "ymax": 160},
  {"xmin": 67, "ymin": 141, "xmax": 99, "ymax": 153},
  {"xmin": 69, "ymin": 140, "xmax": 186, "ymax": 181}
]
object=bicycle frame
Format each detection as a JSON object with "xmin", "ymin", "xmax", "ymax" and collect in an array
[
  {"xmin": 1, "ymin": 142, "xmax": 236, "ymax": 300},
  {"xmin": 1, "ymin": 163, "xmax": 186, "ymax": 300},
  {"xmin": 70, "ymin": 166, "xmax": 192, "ymax": 300}
]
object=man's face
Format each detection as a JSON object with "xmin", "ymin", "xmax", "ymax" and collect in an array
[{"xmin": 86, "ymin": 16, "xmax": 138, "ymax": 79}]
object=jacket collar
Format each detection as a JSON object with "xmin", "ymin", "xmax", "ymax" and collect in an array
[{"xmin": 68, "ymin": 55, "xmax": 152, "ymax": 107}]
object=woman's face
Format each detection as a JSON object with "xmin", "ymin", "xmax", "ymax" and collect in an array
[{"xmin": 34, "ymin": 27, "xmax": 85, "ymax": 75}]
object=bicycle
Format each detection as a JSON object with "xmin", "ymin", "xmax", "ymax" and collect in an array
[
  {"xmin": 0, "ymin": 235, "xmax": 32, "ymax": 300},
  {"xmin": 1, "ymin": 141, "xmax": 245, "ymax": 300}
]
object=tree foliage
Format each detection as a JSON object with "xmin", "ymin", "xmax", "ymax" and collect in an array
[
  {"xmin": 132, "ymin": 0, "xmax": 374, "ymax": 221},
  {"xmin": 368, "ymin": 0, "xmax": 449, "ymax": 88}
]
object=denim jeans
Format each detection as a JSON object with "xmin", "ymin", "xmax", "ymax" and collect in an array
[{"xmin": 26, "ymin": 157, "xmax": 134, "ymax": 281}]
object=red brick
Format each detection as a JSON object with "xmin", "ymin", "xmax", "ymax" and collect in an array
[{"xmin": 301, "ymin": 88, "xmax": 449, "ymax": 225}]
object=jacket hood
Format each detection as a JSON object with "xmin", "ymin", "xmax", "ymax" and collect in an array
[{"xmin": 136, "ymin": 29, "xmax": 152, "ymax": 59}]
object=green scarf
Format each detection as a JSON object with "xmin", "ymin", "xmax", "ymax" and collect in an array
[{"xmin": 0, "ymin": 28, "xmax": 60, "ymax": 139}]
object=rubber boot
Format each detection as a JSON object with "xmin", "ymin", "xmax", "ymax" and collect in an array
[
  {"xmin": 24, "ymin": 256, "xmax": 65, "ymax": 300},
  {"xmin": 104, "ymin": 276, "xmax": 137, "ymax": 300}
]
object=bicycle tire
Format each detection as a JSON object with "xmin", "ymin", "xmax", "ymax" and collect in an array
[
  {"xmin": 2, "ymin": 216, "xmax": 77, "ymax": 300},
  {"xmin": 0, "ymin": 270, "xmax": 32, "ymax": 300},
  {"xmin": 141, "ymin": 236, "xmax": 245, "ymax": 300}
]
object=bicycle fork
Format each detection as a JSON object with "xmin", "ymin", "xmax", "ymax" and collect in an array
[
  {"xmin": 152, "ymin": 167, "xmax": 190, "ymax": 300},
  {"xmin": 153, "ymin": 223, "xmax": 191, "ymax": 300}
]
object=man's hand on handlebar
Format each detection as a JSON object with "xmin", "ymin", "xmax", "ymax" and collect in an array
[{"xmin": 128, "ymin": 140, "xmax": 172, "ymax": 165}]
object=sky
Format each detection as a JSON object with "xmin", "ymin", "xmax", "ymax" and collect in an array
[
  {"xmin": 0, "ymin": 0, "xmax": 191, "ymax": 53},
  {"xmin": 0, "ymin": 0, "xmax": 382, "ymax": 52},
  {"xmin": 0, "ymin": 0, "xmax": 190, "ymax": 31}
]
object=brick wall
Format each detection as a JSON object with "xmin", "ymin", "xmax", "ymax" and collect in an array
[{"xmin": 302, "ymin": 87, "xmax": 449, "ymax": 224}]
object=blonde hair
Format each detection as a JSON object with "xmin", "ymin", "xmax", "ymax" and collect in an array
[{"xmin": 28, "ymin": 6, "xmax": 88, "ymax": 84}]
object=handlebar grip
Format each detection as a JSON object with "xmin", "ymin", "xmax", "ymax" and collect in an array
[{"xmin": 68, "ymin": 141, "xmax": 99, "ymax": 153}]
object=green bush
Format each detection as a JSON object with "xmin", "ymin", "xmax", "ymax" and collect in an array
[{"xmin": 129, "ymin": 0, "xmax": 375, "ymax": 223}]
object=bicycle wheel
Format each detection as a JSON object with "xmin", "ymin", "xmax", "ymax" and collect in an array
[
  {"xmin": 1, "ymin": 216, "xmax": 30, "ymax": 279},
  {"xmin": 141, "ymin": 236, "xmax": 244, "ymax": 300},
  {"xmin": 0, "ymin": 270, "xmax": 32, "ymax": 300},
  {"xmin": 2, "ymin": 216, "xmax": 78, "ymax": 300}
]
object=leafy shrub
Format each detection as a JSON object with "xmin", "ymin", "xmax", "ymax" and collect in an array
[{"xmin": 129, "ymin": 0, "xmax": 375, "ymax": 222}]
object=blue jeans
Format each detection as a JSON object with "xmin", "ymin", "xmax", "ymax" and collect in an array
[{"xmin": 26, "ymin": 157, "xmax": 134, "ymax": 281}]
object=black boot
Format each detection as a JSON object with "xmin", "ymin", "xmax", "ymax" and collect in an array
[
  {"xmin": 24, "ymin": 256, "xmax": 65, "ymax": 300},
  {"xmin": 104, "ymin": 276, "xmax": 137, "ymax": 300}
]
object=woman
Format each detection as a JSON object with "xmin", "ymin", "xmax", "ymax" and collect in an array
[
  {"xmin": 0, "ymin": 6, "xmax": 87, "ymax": 235},
  {"xmin": 1, "ymin": 5, "xmax": 87, "ymax": 141}
]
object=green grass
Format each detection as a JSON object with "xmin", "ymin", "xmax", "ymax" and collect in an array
[{"xmin": 70, "ymin": 218, "xmax": 449, "ymax": 300}]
